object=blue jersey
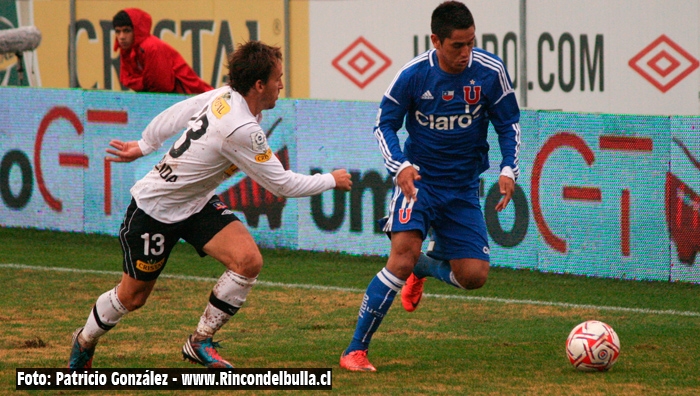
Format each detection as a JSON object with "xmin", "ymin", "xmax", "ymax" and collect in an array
[{"xmin": 374, "ymin": 48, "xmax": 521, "ymax": 187}]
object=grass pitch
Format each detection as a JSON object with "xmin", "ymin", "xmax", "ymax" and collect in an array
[{"xmin": 1, "ymin": 226, "xmax": 699, "ymax": 395}]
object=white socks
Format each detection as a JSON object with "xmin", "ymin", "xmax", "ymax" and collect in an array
[
  {"xmin": 81, "ymin": 285, "xmax": 129, "ymax": 346},
  {"xmin": 195, "ymin": 270, "xmax": 256, "ymax": 339}
]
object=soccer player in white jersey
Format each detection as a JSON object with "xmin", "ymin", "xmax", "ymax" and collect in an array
[
  {"xmin": 68, "ymin": 41, "xmax": 352, "ymax": 369},
  {"xmin": 340, "ymin": 1, "xmax": 521, "ymax": 371}
]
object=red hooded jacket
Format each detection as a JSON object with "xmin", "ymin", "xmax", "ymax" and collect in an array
[{"xmin": 115, "ymin": 8, "xmax": 213, "ymax": 94}]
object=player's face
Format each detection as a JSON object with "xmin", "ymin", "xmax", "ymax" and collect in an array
[
  {"xmin": 432, "ymin": 26, "xmax": 476, "ymax": 74},
  {"xmin": 261, "ymin": 61, "xmax": 284, "ymax": 110},
  {"xmin": 115, "ymin": 26, "xmax": 134, "ymax": 50}
]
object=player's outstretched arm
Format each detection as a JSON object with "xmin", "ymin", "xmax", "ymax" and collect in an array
[
  {"xmin": 331, "ymin": 169, "xmax": 353, "ymax": 191},
  {"xmin": 105, "ymin": 140, "xmax": 144, "ymax": 163}
]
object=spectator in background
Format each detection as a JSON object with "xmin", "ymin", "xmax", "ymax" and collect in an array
[{"xmin": 113, "ymin": 8, "xmax": 213, "ymax": 94}]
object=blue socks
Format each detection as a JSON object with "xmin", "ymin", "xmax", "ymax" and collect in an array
[
  {"xmin": 413, "ymin": 253, "xmax": 465, "ymax": 289},
  {"xmin": 345, "ymin": 256, "xmax": 466, "ymax": 354},
  {"xmin": 346, "ymin": 268, "xmax": 404, "ymax": 353}
]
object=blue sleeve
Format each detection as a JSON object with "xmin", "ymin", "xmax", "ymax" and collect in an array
[
  {"xmin": 373, "ymin": 73, "xmax": 411, "ymax": 177},
  {"xmin": 486, "ymin": 68, "xmax": 521, "ymax": 180}
]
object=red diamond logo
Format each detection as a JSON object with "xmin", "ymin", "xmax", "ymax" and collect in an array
[
  {"xmin": 629, "ymin": 35, "xmax": 699, "ymax": 93},
  {"xmin": 332, "ymin": 37, "xmax": 392, "ymax": 89}
]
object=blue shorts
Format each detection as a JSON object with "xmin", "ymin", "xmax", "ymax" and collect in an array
[{"xmin": 381, "ymin": 180, "xmax": 490, "ymax": 262}]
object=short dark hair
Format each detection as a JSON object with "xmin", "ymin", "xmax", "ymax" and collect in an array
[
  {"xmin": 112, "ymin": 10, "xmax": 133, "ymax": 28},
  {"xmin": 227, "ymin": 41, "xmax": 283, "ymax": 95},
  {"xmin": 431, "ymin": 1, "xmax": 474, "ymax": 42}
]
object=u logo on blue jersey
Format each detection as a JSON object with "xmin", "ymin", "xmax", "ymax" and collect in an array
[
  {"xmin": 399, "ymin": 208, "xmax": 412, "ymax": 224},
  {"xmin": 398, "ymin": 193, "xmax": 417, "ymax": 224},
  {"xmin": 463, "ymin": 86, "xmax": 482, "ymax": 105}
]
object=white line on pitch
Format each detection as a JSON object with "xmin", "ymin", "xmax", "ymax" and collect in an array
[{"xmin": 4, "ymin": 263, "xmax": 699, "ymax": 317}]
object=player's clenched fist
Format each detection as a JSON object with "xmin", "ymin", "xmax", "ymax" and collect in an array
[{"xmin": 331, "ymin": 169, "xmax": 353, "ymax": 191}]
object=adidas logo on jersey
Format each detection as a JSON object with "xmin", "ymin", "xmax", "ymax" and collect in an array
[{"xmin": 421, "ymin": 90, "xmax": 434, "ymax": 100}]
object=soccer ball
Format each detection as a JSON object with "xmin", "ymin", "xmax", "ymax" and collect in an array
[{"xmin": 566, "ymin": 320, "xmax": 620, "ymax": 371}]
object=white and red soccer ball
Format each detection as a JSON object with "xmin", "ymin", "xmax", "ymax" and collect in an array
[{"xmin": 566, "ymin": 320, "xmax": 620, "ymax": 371}]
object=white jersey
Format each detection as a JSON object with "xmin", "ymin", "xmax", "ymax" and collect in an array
[{"xmin": 130, "ymin": 86, "xmax": 336, "ymax": 223}]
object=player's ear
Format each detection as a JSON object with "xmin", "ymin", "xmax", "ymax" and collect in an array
[
  {"xmin": 254, "ymin": 79, "xmax": 265, "ymax": 93},
  {"xmin": 430, "ymin": 34, "xmax": 441, "ymax": 49}
]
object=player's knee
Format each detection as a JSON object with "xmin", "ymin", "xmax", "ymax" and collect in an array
[
  {"xmin": 121, "ymin": 294, "xmax": 148, "ymax": 311},
  {"xmin": 388, "ymin": 245, "xmax": 422, "ymax": 278},
  {"xmin": 245, "ymin": 251, "xmax": 263, "ymax": 275},
  {"xmin": 453, "ymin": 265, "xmax": 489, "ymax": 289},
  {"xmin": 229, "ymin": 249, "xmax": 263, "ymax": 278},
  {"xmin": 456, "ymin": 273, "xmax": 488, "ymax": 289},
  {"xmin": 393, "ymin": 240, "xmax": 422, "ymax": 262}
]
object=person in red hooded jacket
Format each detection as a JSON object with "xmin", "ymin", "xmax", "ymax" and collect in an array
[{"xmin": 113, "ymin": 8, "xmax": 213, "ymax": 94}]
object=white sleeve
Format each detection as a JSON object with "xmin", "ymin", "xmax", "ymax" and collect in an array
[
  {"xmin": 137, "ymin": 89, "xmax": 222, "ymax": 155},
  {"xmin": 221, "ymin": 123, "xmax": 336, "ymax": 197}
]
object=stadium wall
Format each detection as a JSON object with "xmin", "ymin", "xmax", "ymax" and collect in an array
[
  {"xmin": 1, "ymin": 0, "xmax": 699, "ymax": 115},
  {"xmin": 0, "ymin": 87, "xmax": 698, "ymax": 283}
]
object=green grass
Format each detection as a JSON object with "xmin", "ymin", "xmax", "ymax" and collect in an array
[{"xmin": 1, "ymin": 226, "xmax": 699, "ymax": 395}]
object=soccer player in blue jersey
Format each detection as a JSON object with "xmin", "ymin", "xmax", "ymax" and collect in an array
[{"xmin": 340, "ymin": 1, "xmax": 521, "ymax": 371}]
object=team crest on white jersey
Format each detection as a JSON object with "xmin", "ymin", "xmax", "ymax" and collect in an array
[
  {"xmin": 420, "ymin": 90, "xmax": 434, "ymax": 100},
  {"xmin": 250, "ymin": 130, "xmax": 269, "ymax": 153}
]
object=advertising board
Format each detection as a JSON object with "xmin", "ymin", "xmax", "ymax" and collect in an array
[{"xmin": 1, "ymin": 87, "xmax": 698, "ymax": 283}]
